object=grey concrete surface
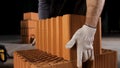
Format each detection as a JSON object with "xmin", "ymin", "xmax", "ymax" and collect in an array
[
  {"xmin": 0, "ymin": 35, "xmax": 120, "ymax": 68},
  {"xmin": 0, "ymin": 35, "xmax": 35, "ymax": 68}
]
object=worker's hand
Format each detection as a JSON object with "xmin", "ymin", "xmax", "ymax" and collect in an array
[{"xmin": 66, "ymin": 25, "xmax": 96, "ymax": 68}]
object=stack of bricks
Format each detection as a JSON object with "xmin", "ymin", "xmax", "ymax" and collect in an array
[
  {"xmin": 16, "ymin": 12, "xmax": 117, "ymax": 68},
  {"xmin": 20, "ymin": 12, "xmax": 39, "ymax": 43}
]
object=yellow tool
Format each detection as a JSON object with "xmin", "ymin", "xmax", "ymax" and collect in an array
[
  {"xmin": 0, "ymin": 49, "xmax": 5, "ymax": 61},
  {"xmin": 0, "ymin": 45, "xmax": 7, "ymax": 62}
]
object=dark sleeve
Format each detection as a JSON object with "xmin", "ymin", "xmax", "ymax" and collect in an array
[
  {"xmin": 60, "ymin": 0, "xmax": 86, "ymax": 15},
  {"xmin": 58, "ymin": 0, "xmax": 76, "ymax": 15},
  {"xmin": 38, "ymin": 0, "xmax": 51, "ymax": 19},
  {"xmin": 49, "ymin": 0, "xmax": 65, "ymax": 17}
]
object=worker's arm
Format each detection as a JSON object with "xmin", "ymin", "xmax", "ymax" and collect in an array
[
  {"xmin": 66, "ymin": 0, "xmax": 105, "ymax": 68},
  {"xmin": 85, "ymin": 0, "xmax": 105, "ymax": 27}
]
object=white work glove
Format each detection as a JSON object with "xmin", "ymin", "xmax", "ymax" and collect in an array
[{"xmin": 66, "ymin": 25, "xmax": 96, "ymax": 68}]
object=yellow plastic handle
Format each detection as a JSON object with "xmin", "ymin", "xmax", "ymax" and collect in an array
[{"xmin": 0, "ymin": 49, "xmax": 5, "ymax": 61}]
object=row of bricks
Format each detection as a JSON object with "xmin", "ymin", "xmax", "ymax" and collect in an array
[
  {"xmin": 19, "ymin": 12, "xmax": 117, "ymax": 68},
  {"xmin": 14, "ymin": 49, "xmax": 117, "ymax": 68},
  {"xmin": 35, "ymin": 14, "xmax": 102, "ymax": 60},
  {"xmin": 21, "ymin": 13, "xmax": 102, "ymax": 57},
  {"xmin": 20, "ymin": 13, "xmax": 103, "ymax": 68}
]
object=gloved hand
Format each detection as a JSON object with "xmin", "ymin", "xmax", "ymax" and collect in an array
[{"xmin": 66, "ymin": 25, "xmax": 96, "ymax": 68}]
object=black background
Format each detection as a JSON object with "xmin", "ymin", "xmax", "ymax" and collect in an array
[
  {"xmin": 0, "ymin": 0, "xmax": 38, "ymax": 35},
  {"xmin": 0, "ymin": 0, "xmax": 120, "ymax": 35}
]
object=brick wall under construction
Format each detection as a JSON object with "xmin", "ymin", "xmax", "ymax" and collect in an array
[{"xmin": 15, "ymin": 12, "xmax": 118, "ymax": 68}]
